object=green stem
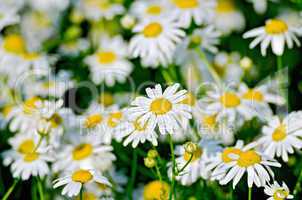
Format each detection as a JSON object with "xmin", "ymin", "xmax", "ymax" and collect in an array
[
  {"xmin": 248, "ymin": 187, "xmax": 252, "ymax": 200},
  {"xmin": 155, "ymin": 162, "xmax": 162, "ymax": 183},
  {"xmin": 2, "ymin": 179, "xmax": 19, "ymax": 200},
  {"xmin": 168, "ymin": 135, "xmax": 176, "ymax": 200},
  {"xmin": 196, "ymin": 48, "xmax": 221, "ymax": 85},
  {"xmin": 33, "ymin": 135, "xmax": 44, "ymax": 152},
  {"xmin": 37, "ymin": 177, "xmax": 44, "ymax": 200},
  {"xmin": 127, "ymin": 149, "xmax": 138, "ymax": 200},
  {"xmin": 177, "ymin": 153, "xmax": 193, "ymax": 174},
  {"xmin": 161, "ymin": 69, "xmax": 174, "ymax": 84},
  {"xmin": 294, "ymin": 167, "xmax": 302, "ymax": 196},
  {"xmin": 80, "ymin": 186, "xmax": 83, "ymax": 200}
]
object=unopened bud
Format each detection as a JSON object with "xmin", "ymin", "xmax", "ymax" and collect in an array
[
  {"xmin": 120, "ymin": 15, "xmax": 136, "ymax": 29},
  {"xmin": 184, "ymin": 142, "xmax": 198, "ymax": 154},
  {"xmin": 144, "ymin": 157, "xmax": 156, "ymax": 168},
  {"xmin": 147, "ymin": 149, "xmax": 158, "ymax": 158},
  {"xmin": 240, "ymin": 57, "xmax": 253, "ymax": 70},
  {"xmin": 37, "ymin": 119, "xmax": 52, "ymax": 136}
]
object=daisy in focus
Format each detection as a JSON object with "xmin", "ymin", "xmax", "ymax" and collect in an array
[
  {"xmin": 85, "ymin": 35, "xmax": 133, "ymax": 86},
  {"xmin": 243, "ymin": 18, "xmax": 302, "ymax": 56},
  {"xmin": 53, "ymin": 168, "xmax": 111, "ymax": 197},
  {"xmin": 127, "ymin": 83, "xmax": 192, "ymax": 135},
  {"xmin": 264, "ymin": 181, "xmax": 293, "ymax": 200},
  {"xmin": 257, "ymin": 112, "xmax": 302, "ymax": 162},
  {"xmin": 129, "ymin": 18, "xmax": 185, "ymax": 68},
  {"xmin": 167, "ymin": 0, "xmax": 216, "ymax": 28}
]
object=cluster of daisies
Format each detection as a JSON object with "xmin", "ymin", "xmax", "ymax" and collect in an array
[{"xmin": 0, "ymin": 0, "xmax": 302, "ymax": 199}]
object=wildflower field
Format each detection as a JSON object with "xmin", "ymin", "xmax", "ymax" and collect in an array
[{"xmin": 1, "ymin": 0, "xmax": 302, "ymax": 199}]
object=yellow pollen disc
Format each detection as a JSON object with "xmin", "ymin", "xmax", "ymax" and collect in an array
[
  {"xmin": 183, "ymin": 147, "xmax": 203, "ymax": 162},
  {"xmin": 76, "ymin": 192, "xmax": 97, "ymax": 200},
  {"xmin": 72, "ymin": 170, "xmax": 93, "ymax": 183},
  {"xmin": 97, "ymin": 183, "xmax": 108, "ymax": 190},
  {"xmin": 180, "ymin": 92, "xmax": 196, "ymax": 106},
  {"xmin": 220, "ymin": 92, "xmax": 241, "ymax": 108},
  {"xmin": 97, "ymin": 51, "xmax": 117, "ymax": 64},
  {"xmin": 172, "ymin": 0, "xmax": 199, "ymax": 9},
  {"xmin": 146, "ymin": 5, "xmax": 162, "ymax": 15},
  {"xmin": 22, "ymin": 52, "xmax": 39, "ymax": 61},
  {"xmin": 72, "ymin": 143, "xmax": 93, "ymax": 160},
  {"xmin": 237, "ymin": 150, "xmax": 261, "ymax": 167},
  {"xmin": 23, "ymin": 152, "xmax": 39, "ymax": 162},
  {"xmin": 107, "ymin": 112, "xmax": 123, "ymax": 128},
  {"xmin": 98, "ymin": 0, "xmax": 111, "ymax": 10},
  {"xmin": 1, "ymin": 104, "xmax": 13, "ymax": 117},
  {"xmin": 143, "ymin": 22, "xmax": 163, "ymax": 38},
  {"xmin": 42, "ymin": 81, "xmax": 55, "ymax": 89},
  {"xmin": 98, "ymin": 92, "xmax": 114, "ymax": 107},
  {"xmin": 18, "ymin": 139, "xmax": 36, "ymax": 154},
  {"xmin": 84, "ymin": 114, "xmax": 103, "ymax": 128},
  {"xmin": 133, "ymin": 120, "xmax": 147, "ymax": 131},
  {"xmin": 222, "ymin": 148, "xmax": 242, "ymax": 163},
  {"xmin": 242, "ymin": 89, "xmax": 264, "ymax": 102},
  {"xmin": 272, "ymin": 124, "xmax": 287, "ymax": 142},
  {"xmin": 202, "ymin": 114, "xmax": 217, "ymax": 129},
  {"xmin": 150, "ymin": 98, "xmax": 172, "ymax": 115},
  {"xmin": 143, "ymin": 181, "xmax": 170, "ymax": 200},
  {"xmin": 216, "ymin": 0, "xmax": 235, "ymax": 13},
  {"xmin": 23, "ymin": 96, "xmax": 40, "ymax": 114},
  {"xmin": 3, "ymin": 34, "xmax": 26, "ymax": 55},
  {"xmin": 273, "ymin": 189, "xmax": 289, "ymax": 200},
  {"xmin": 265, "ymin": 19, "xmax": 288, "ymax": 35},
  {"xmin": 49, "ymin": 113, "xmax": 63, "ymax": 128}
]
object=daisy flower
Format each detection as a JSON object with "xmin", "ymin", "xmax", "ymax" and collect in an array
[
  {"xmin": 239, "ymin": 82, "xmax": 285, "ymax": 121},
  {"xmin": 53, "ymin": 133, "xmax": 116, "ymax": 172},
  {"xmin": 214, "ymin": 0, "xmax": 245, "ymax": 35},
  {"xmin": 53, "ymin": 169, "xmax": 111, "ymax": 197},
  {"xmin": 129, "ymin": 18, "xmax": 185, "ymax": 68},
  {"xmin": 257, "ymin": 112, "xmax": 302, "ymax": 162},
  {"xmin": 115, "ymin": 117, "xmax": 158, "ymax": 148},
  {"xmin": 167, "ymin": 0, "xmax": 216, "ymax": 28},
  {"xmin": 168, "ymin": 139, "xmax": 222, "ymax": 185},
  {"xmin": 264, "ymin": 181, "xmax": 293, "ymax": 200},
  {"xmin": 130, "ymin": 0, "xmax": 167, "ymax": 20},
  {"xmin": 141, "ymin": 180, "xmax": 170, "ymax": 200},
  {"xmin": 78, "ymin": 0, "xmax": 124, "ymax": 21},
  {"xmin": 10, "ymin": 144, "xmax": 54, "ymax": 180},
  {"xmin": 0, "ymin": 4, "xmax": 19, "ymax": 31},
  {"xmin": 85, "ymin": 35, "xmax": 133, "ymax": 86},
  {"xmin": 243, "ymin": 18, "xmax": 302, "ymax": 56},
  {"xmin": 127, "ymin": 83, "xmax": 192, "ymax": 135},
  {"xmin": 191, "ymin": 26, "xmax": 221, "ymax": 53},
  {"xmin": 59, "ymin": 38, "xmax": 89, "ymax": 55},
  {"xmin": 212, "ymin": 143, "xmax": 281, "ymax": 188},
  {"xmin": 202, "ymin": 86, "xmax": 256, "ymax": 126}
]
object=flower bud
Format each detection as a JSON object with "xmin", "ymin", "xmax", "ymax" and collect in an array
[
  {"xmin": 120, "ymin": 15, "xmax": 136, "ymax": 29},
  {"xmin": 184, "ymin": 142, "xmax": 198, "ymax": 154},
  {"xmin": 147, "ymin": 149, "xmax": 158, "ymax": 158},
  {"xmin": 37, "ymin": 119, "xmax": 52, "ymax": 136},
  {"xmin": 144, "ymin": 157, "xmax": 156, "ymax": 168},
  {"xmin": 240, "ymin": 57, "xmax": 253, "ymax": 70}
]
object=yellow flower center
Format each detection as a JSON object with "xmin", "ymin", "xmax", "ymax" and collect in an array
[
  {"xmin": 143, "ymin": 181, "xmax": 170, "ymax": 200},
  {"xmin": 202, "ymin": 114, "xmax": 217, "ymax": 129},
  {"xmin": 143, "ymin": 23, "xmax": 163, "ymax": 38},
  {"xmin": 3, "ymin": 34, "xmax": 26, "ymax": 55},
  {"xmin": 72, "ymin": 170, "xmax": 93, "ymax": 183},
  {"xmin": 221, "ymin": 148, "xmax": 242, "ymax": 163},
  {"xmin": 22, "ymin": 52, "xmax": 39, "ymax": 61},
  {"xmin": 42, "ymin": 81, "xmax": 55, "ymax": 89},
  {"xmin": 172, "ymin": 0, "xmax": 199, "ymax": 9},
  {"xmin": 146, "ymin": 5, "xmax": 162, "ymax": 15},
  {"xmin": 72, "ymin": 143, "xmax": 93, "ymax": 160},
  {"xmin": 180, "ymin": 92, "xmax": 196, "ymax": 106},
  {"xmin": 272, "ymin": 124, "xmax": 287, "ymax": 142},
  {"xmin": 97, "ymin": 183, "xmax": 108, "ymax": 190},
  {"xmin": 49, "ymin": 113, "xmax": 63, "ymax": 128},
  {"xmin": 273, "ymin": 189, "xmax": 289, "ymax": 200},
  {"xmin": 107, "ymin": 111, "xmax": 123, "ymax": 128},
  {"xmin": 98, "ymin": 92, "xmax": 114, "ymax": 106},
  {"xmin": 97, "ymin": 51, "xmax": 117, "ymax": 64},
  {"xmin": 77, "ymin": 192, "xmax": 97, "ymax": 200},
  {"xmin": 133, "ymin": 120, "xmax": 147, "ymax": 131},
  {"xmin": 84, "ymin": 114, "xmax": 103, "ymax": 128},
  {"xmin": 1, "ymin": 104, "xmax": 13, "ymax": 117},
  {"xmin": 183, "ymin": 147, "xmax": 203, "ymax": 162},
  {"xmin": 150, "ymin": 98, "xmax": 172, "ymax": 115},
  {"xmin": 98, "ymin": 0, "xmax": 111, "ymax": 11},
  {"xmin": 265, "ymin": 19, "xmax": 288, "ymax": 35},
  {"xmin": 216, "ymin": 0, "xmax": 235, "ymax": 13},
  {"xmin": 242, "ymin": 89, "xmax": 264, "ymax": 102},
  {"xmin": 237, "ymin": 150, "xmax": 261, "ymax": 167},
  {"xmin": 23, "ymin": 152, "xmax": 39, "ymax": 162},
  {"xmin": 23, "ymin": 96, "xmax": 40, "ymax": 114},
  {"xmin": 18, "ymin": 139, "xmax": 36, "ymax": 154},
  {"xmin": 220, "ymin": 92, "xmax": 241, "ymax": 108}
]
